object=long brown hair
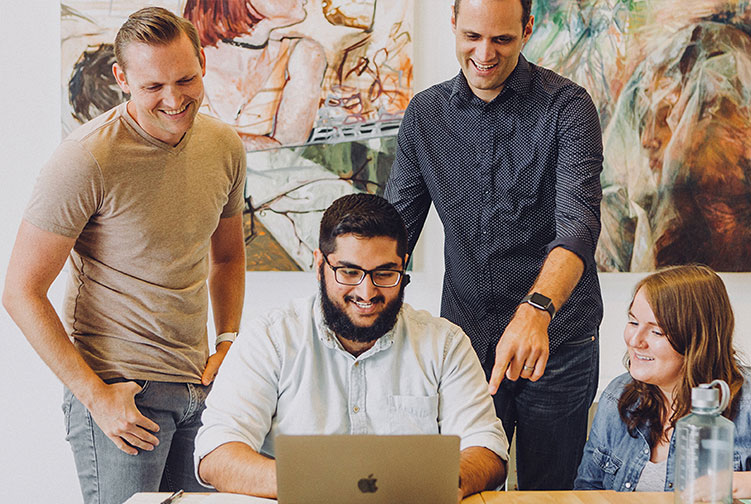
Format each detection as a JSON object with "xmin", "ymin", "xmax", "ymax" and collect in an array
[{"xmin": 618, "ymin": 264, "xmax": 744, "ymax": 447}]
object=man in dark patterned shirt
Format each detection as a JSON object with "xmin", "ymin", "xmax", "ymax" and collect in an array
[{"xmin": 384, "ymin": 0, "xmax": 603, "ymax": 490}]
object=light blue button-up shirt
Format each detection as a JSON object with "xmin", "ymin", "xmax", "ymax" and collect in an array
[{"xmin": 194, "ymin": 295, "xmax": 509, "ymax": 473}]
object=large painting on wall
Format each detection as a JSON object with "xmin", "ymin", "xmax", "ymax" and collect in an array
[
  {"xmin": 525, "ymin": 0, "xmax": 751, "ymax": 272},
  {"xmin": 61, "ymin": 0, "xmax": 413, "ymax": 270}
]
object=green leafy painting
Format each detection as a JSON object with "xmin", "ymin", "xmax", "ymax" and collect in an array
[{"xmin": 526, "ymin": 0, "xmax": 751, "ymax": 271}]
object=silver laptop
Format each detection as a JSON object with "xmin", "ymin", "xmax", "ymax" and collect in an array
[{"xmin": 275, "ymin": 434, "xmax": 460, "ymax": 504}]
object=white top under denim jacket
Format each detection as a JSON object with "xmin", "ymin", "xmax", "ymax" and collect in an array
[
  {"xmin": 575, "ymin": 367, "xmax": 751, "ymax": 491},
  {"xmin": 194, "ymin": 295, "xmax": 509, "ymax": 485}
]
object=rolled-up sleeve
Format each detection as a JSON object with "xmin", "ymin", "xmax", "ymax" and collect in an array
[
  {"xmin": 437, "ymin": 328, "xmax": 509, "ymax": 460},
  {"xmin": 193, "ymin": 319, "xmax": 281, "ymax": 485},
  {"xmin": 547, "ymin": 87, "xmax": 603, "ymax": 271}
]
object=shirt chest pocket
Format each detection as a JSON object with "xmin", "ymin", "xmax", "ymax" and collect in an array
[
  {"xmin": 388, "ymin": 394, "xmax": 439, "ymax": 435},
  {"xmin": 593, "ymin": 447, "xmax": 623, "ymax": 489}
]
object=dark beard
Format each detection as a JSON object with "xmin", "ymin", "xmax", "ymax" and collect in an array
[{"xmin": 319, "ymin": 266, "xmax": 405, "ymax": 344}]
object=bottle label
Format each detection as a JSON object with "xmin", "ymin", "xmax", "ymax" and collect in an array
[{"xmin": 700, "ymin": 439, "xmax": 732, "ymax": 451}]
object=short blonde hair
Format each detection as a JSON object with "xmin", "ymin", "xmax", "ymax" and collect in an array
[{"xmin": 114, "ymin": 7, "xmax": 202, "ymax": 71}]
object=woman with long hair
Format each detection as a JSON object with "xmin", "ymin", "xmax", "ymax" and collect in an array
[{"xmin": 575, "ymin": 264, "xmax": 751, "ymax": 496}]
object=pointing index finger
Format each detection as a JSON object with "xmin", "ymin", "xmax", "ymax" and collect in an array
[{"xmin": 487, "ymin": 351, "xmax": 511, "ymax": 395}]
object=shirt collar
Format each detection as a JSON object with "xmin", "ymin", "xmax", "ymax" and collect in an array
[
  {"xmin": 119, "ymin": 101, "xmax": 195, "ymax": 152},
  {"xmin": 312, "ymin": 293, "xmax": 398, "ymax": 358},
  {"xmin": 450, "ymin": 54, "xmax": 532, "ymax": 104}
]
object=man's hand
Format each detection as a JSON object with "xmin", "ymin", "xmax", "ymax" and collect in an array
[
  {"xmin": 485, "ymin": 247, "xmax": 584, "ymax": 394},
  {"xmin": 88, "ymin": 381, "xmax": 160, "ymax": 456},
  {"xmin": 201, "ymin": 341, "xmax": 232, "ymax": 385},
  {"xmin": 488, "ymin": 304, "xmax": 550, "ymax": 394}
]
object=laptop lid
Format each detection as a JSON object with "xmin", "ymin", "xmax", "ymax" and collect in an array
[{"xmin": 275, "ymin": 434, "xmax": 460, "ymax": 504}]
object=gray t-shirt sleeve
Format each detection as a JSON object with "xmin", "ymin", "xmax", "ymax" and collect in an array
[
  {"xmin": 24, "ymin": 140, "xmax": 103, "ymax": 238},
  {"xmin": 219, "ymin": 132, "xmax": 247, "ymax": 219}
]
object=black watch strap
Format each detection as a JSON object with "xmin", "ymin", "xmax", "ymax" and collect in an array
[{"xmin": 520, "ymin": 292, "xmax": 556, "ymax": 319}]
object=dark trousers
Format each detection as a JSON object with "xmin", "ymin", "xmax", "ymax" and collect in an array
[{"xmin": 487, "ymin": 333, "xmax": 599, "ymax": 490}]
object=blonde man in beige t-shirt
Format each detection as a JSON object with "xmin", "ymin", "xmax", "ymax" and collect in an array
[{"xmin": 3, "ymin": 8, "xmax": 246, "ymax": 504}]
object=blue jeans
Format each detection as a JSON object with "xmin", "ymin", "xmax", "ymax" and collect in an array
[
  {"xmin": 488, "ymin": 333, "xmax": 599, "ymax": 490},
  {"xmin": 63, "ymin": 380, "xmax": 212, "ymax": 504}
]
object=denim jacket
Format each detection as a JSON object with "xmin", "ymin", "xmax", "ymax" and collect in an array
[{"xmin": 575, "ymin": 368, "xmax": 751, "ymax": 491}]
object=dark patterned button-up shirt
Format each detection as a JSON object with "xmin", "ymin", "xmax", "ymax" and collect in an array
[{"xmin": 385, "ymin": 55, "xmax": 604, "ymax": 364}]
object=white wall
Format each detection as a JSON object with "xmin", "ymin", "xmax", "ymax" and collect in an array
[{"xmin": 0, "ymin": 1, "xmax": 748, "ymax": 502}]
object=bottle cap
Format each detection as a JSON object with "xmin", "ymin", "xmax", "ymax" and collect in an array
[
  {"xmin": 691, "ymin": 379, "xmax": 730, "ymax": 414},
  {"xmin": 692, "ymin": 386, "xmax": 719, "ymax": 408}
]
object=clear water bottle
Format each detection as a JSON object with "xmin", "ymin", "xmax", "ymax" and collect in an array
[{"xmin": 674, "ymin": 379, "xmax": 735, "ymax": 504}]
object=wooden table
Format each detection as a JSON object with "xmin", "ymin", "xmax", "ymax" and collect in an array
[
  {"xmin": 126, "ymin": 490, "xmax": 671, "ymax": 503},
  {"xmin": 128, "ymin": 491, "xmax": 751, "ymax": 503},
  {"xmin": 464, "ymin": 491, "xmax": 674, "ymax": 503}
]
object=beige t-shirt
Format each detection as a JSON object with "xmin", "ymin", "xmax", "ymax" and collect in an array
[{"xmin": 24, "ymin": 102, "xmax": 246, "ymax": 383}]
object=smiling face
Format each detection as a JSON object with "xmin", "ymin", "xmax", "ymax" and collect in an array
[
  {"xmin": 112, "ymin": 33, "xmax": 206, "ymax": 145},
  {"xmin": 624, "ymin": 288, "xmax": 685, "ymax": 401},
  {"xmin": 315, "ymin": 234, "xmax": 405, "ymax": 345},
  {"xmin": 452, "ymin": 0, "xmax": 533, "ymax": 102}
]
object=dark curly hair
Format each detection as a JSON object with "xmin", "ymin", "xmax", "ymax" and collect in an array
[{"xmin": 319, "ymin": 194, "xmax": 408, "ymax": 260}]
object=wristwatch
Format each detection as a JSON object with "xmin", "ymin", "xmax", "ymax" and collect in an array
[
  {"xmin": 215, "ymin": 331, "xmax": 238, "ymax": 348},
  {"xmin": 520, "ymin": 292, "xmax": 556, "ymax": 319}
]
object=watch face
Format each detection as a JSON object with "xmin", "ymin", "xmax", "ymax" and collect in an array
[{"xmin": 529, "ymin": 292, "xmax": 551, "ymax": 308}]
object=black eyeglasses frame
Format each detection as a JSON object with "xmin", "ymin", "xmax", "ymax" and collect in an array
[{"xmin": 321, "ymin": 253, "xmax": 405, "ymax": 288}]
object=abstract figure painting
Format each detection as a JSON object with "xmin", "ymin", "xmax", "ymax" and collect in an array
[
  {"xmin": 62, "ymin": 1, "xmax": 413, "ymax": 270},
  {"xmin": 525, "ymin": 0, "xmax": 751, "ymax": 272}
]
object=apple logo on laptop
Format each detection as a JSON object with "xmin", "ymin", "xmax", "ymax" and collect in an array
[{"xmin": 358, "ymin": 474, "xmax": 378, "ymax": 493}]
